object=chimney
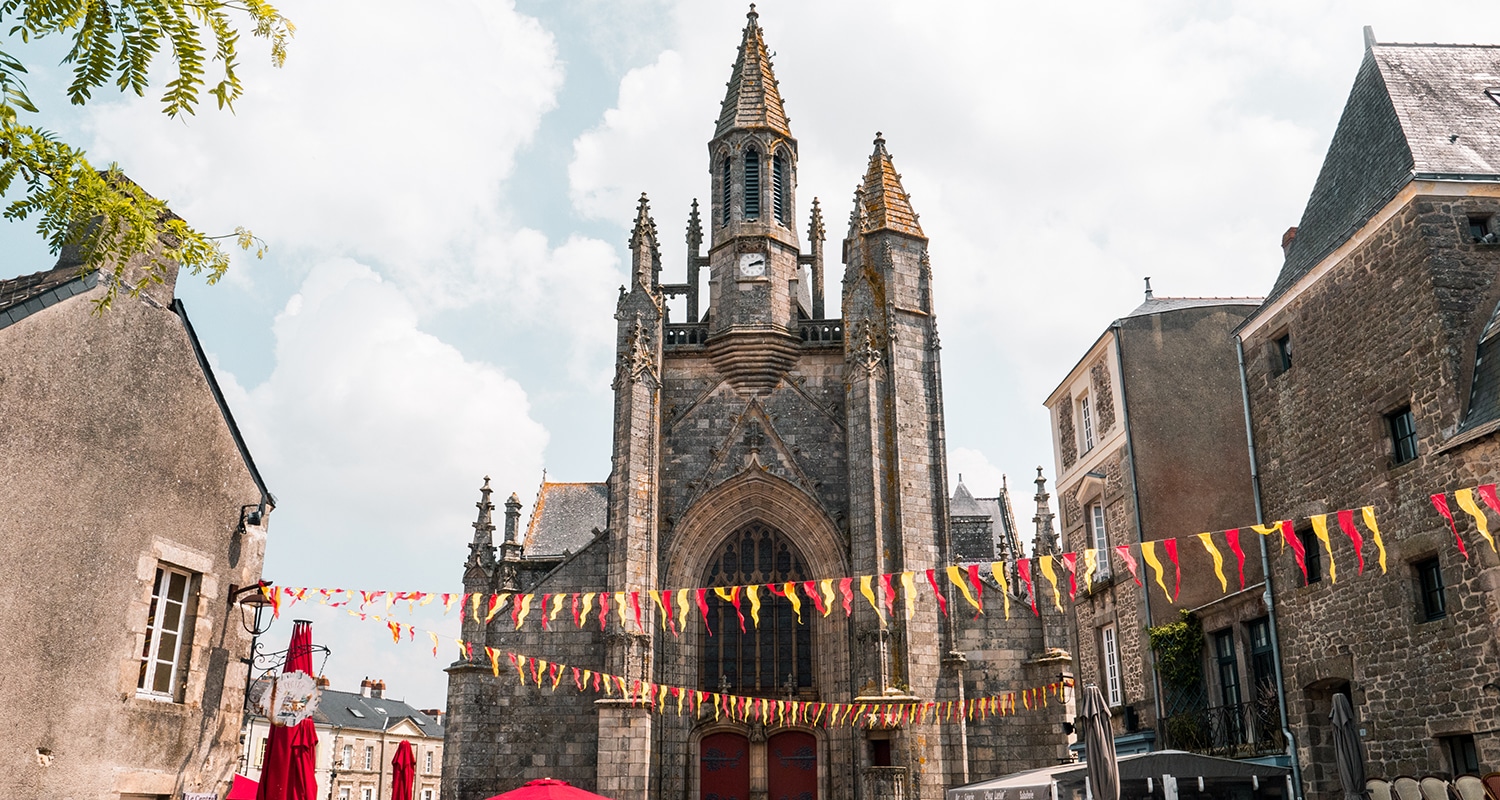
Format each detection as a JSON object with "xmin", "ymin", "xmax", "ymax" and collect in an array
[
  {"xmin": 359, "ymin": 677, "xmax": 373, "ymax": 698},
  {"xmin": 1281, "ymin": 226, "xmax": 1298, "ymax": 257},
  {"xmin": 315, "ymin": 675, "xmax": 330, "ymax": 689},
  {"xmin": 420, "ymin": 708, "xmax": 444, "ymax": 721},
  {"xmin": 370, "ymin": 680, "xmax": 385, "ymax": 699}
]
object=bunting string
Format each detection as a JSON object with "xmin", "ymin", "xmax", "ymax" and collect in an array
[{"xmin": 263, "ymin": 487, "xmax": 1500, "ymax": 629}]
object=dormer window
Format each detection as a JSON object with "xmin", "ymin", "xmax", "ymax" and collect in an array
[
  {"xmin": 773, "ymin": 152, "xmax": 789, "ymax": 225},
  {"xmin": 743, "ymin": 149, "xmax": 761, "ymax": 219}
]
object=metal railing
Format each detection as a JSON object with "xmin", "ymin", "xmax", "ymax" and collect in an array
[{"xmin": 1159, "ymin": 698, "xmax": 1285, "ymax": 759}]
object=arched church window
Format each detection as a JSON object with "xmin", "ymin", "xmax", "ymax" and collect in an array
[
  {"xmin": 721, "ymin": 156, "xmax": 731, "ymax": 227},
  {"xmin": 701, "ymin": 521, "xmax": 813, "ymax": 696},
  {"xmin": 772, "ymin": 152, "xmax": 788, "ymax": 225},
  {"xmin": 743, "ymin": 149, "xmax": 761, "ymax": 220}
]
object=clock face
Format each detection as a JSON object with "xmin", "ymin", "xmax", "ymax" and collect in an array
[{"xmin": 738, "ymin": 252, "xmax": 767, "ymax": 278}]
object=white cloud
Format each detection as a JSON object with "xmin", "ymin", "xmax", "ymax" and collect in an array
[{"xmin": 948, "ymin": 447, "xmax": 1010, "ymax": 499}]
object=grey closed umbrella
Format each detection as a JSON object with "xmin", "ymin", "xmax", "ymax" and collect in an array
[
  {"xmin": 1079, "ymin": 683, "xmax": 1119, "ymax": 800},
  {"xmin": 1331, "ymin": 693, "xmax": 1370, "ymax": 800}
]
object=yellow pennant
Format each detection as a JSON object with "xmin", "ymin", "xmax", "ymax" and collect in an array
[
  {"xmin": 989, "ymin": 560, "xmax": 1012, "ymax": 619},
  {"xmin": 486, "ymin": 594, "xmax": 509, "ymax": 624},
  {"xmin": 946, "ymin": 565, "xmax": 980, "ymax": 611},
  {"xmin": 747, "ymin": 584, "xmax": 763, "ymax": 628},
  {"xmin": 676, "ymin": 687, "xmax": 685, "ymax": 716},
  {"xmin": 819, "ymin": 579, "xmax": 836, "ymax": 617},
  {"xmin": 900, "ymin": 571, "xmax": 920, "ymax": 620},
  {"xmin": 471, "ymin": 593, "xmax": 483, "ymax": 623},
  {"xmin": 420, "ymin": 593, "xmax": 435, "ymax": 607},
  {"xmin": 657, "ymin": 684, "xmax": 667, "ymax": 713},
  {"xmin": 615, "ymin": 592, "xmax": 629, "ymax": 630},
  {"xmin": 579, "ymin": 593, "xmax": 595, "ymax": 628},
  {"xmin": 551, "ymin": 663, "xmax": 564, "ymax": 690},
  {"xmin": 677, "ymin": 589, "xmax": 692, "ymax": 633},
  {"xmin": 650, "ymin": 590, "xmax": 669, "ymax": 631},
  {"xmin": 515, "ymin": 594, "xmax": 535, "ymax": 629},
  {"xmin": 428, "ymin": 631, "xmax": 441, "ymax": 658},
  {"xmin": 550, "ymin": 593, "xmax": 567, "ymax": 624},
  {"xmin": 1310, "ymin": 514, "xmax": 1336, "ymax": 583},
  {"xmin": 487, "ymin": 647, "xmax": 501, "ymax": 676},
  {"xmin": 582, "ymin": 669, "xmax": 593, "ymax": 689},
  {"xmin": 1196, "ymin": 533, "xmax": 1227, "ymax": 592},
  {"xmin": 1456, "ymin": 489, "xmax": 1498, "ymax": 552},
  {"xmin": 1081, "ymin": 548, "xmax": 1097, "ymax": 591},
  {"xmin": 784, "ymin": 582, "xmax": 803, "ymax": 623},
  {"xmin": 1362, "ymin": 507, "xmax": 1388, "ymax": 573},
  {"xmin": 514, "ymin": 654, "xmax": 528, "ymax": 684},
  {"xmin": 1039, "ymin": 556, "xmax": 1063, "ymax": 612},
  {"xmin": 859, "ymin": 576, "xmax": 884, "ymax": 621},
  {"xmin": 1142, "ymin": 541, "xmax": 1170, "ymax": 600}
]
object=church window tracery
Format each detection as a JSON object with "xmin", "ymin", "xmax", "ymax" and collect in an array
[
  {"xmin": 701, "ymin": 521, "xmax": 813, "ymax": 696},
  {"xmin": 743, "ymin": 149, "xmax": 762, "ymax": 219}
]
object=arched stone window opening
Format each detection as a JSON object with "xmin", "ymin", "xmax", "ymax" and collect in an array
[
  {"xmin": 743, "ymin": 149, "xmax": 761, "ymax": 220},
  {"xmin": 772, "ymin": 151, "xmax": 789, "ymax": 225},
  {"xmin": 720, "ymin": 156, "xmax": 732, "ymax": 227},
  {"xmin": 700, "ymin": 521, "xmax": 813, "ymax": 697}
]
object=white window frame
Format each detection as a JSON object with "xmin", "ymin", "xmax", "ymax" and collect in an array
[
  {"xmin": 425, "ymin": 749, "xmax": 433, "ymax": 774},
  {"xmin": 137, "ymin": 564, "xmax": 195, "ymax": 701},
  {"xmin": 1079, "ymin": 392, "xmax": 1096, "ymax": 453},
  {"xmin": 338, "ymin": 789, "xmax": 350, "ymax": 800},
  {"xmin": 422, "ymin": 790, "xmax": 435, "ymax": 800},
  {"xmin": 364, "ymin": 745, "xmax": 374, "ymax": 770},
  {"xmin": 1089, "ymin": 503, "xmax": 1111, "ymax": 577},
  {"xmin": 1102, "ymin": 624, "xmax": 1122, "ymax": 706},
  {"xmin": 341, "ymin": 744, "xmax": 353, "ymax": 769},
  {"xmin": 362, "ymin": 788, "xmax": 374, "ymax": 800}
]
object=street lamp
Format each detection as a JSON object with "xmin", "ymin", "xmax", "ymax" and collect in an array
[{"xmin": 229, "ymin": 579, "xmax": 276, "ymax": 636}]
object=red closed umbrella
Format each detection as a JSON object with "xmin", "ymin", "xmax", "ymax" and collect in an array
[
  {"xmin": 391, "ymin": 740, "xmax": 416, "ymax": 800},
  {"xmin": 484, "ymin": 778, "xmax": 616, "ymax": 800},
  {"xmin": 256, "ymin": 620, "xmax": 320, "ymax": 800}
]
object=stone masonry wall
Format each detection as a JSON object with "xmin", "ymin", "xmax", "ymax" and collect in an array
[{"xmin": 1243, "ymin": 195, "xmax": 1500, "ymax": 798}]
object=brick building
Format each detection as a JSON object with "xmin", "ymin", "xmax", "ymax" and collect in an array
[
  {"xmin": 1045, "ymin": 294, "xmax": 1271, "ymax": 762},
  {"xmin": 1235, "ymin": 31, "xmax": 1500, "ymax": 797},
  {"xmin": 441, "ymin": 9, "xmax": 1072, "ymax": 800},
  {"xmin": 0, "ymin": 221, "xmax": 274, "ymax": 797}
]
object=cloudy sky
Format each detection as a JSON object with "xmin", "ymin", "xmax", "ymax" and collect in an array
[{"xmin": 4, "ymin": 0, "xmax": 1494, "ymax": 708}]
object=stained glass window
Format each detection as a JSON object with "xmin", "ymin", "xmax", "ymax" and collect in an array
[{"xmin": 701, "ymin": 521, "xmax": 813, "ymax": 696}]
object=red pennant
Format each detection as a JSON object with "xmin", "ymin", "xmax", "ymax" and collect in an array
[
  {"xmin": 729, "ymin": 587, "xmax": 746, "ymax": 633},
  {"xmin": 839, "ymin": 577, "xmax": 854, "ymax": 616},
  {"xmin": 1280, "ymin": 519, "xmax": 1310, "ymax": 581},
  {"xmin": 511, "ymin": 595, "xmax": 522, "ymax": 628},
  {"xmin": 571, "ymin": 593, "xmax": 581, "ymax": 627},
  {"xmin": 1162, "ymin": 538, "xmax": 1181, "ymax": 600},
  {"xmin": 572, "ymin": 667, "xmax": 583, "ymax": 690},
  {"xmin": 1480, "ymin": 485, "xmax": 1500, "ymax": 517},
  {"xmin": 803, "ymin": 581, "xmax": 827, "ymax": 615},
  {"xmin": 1335, "ymin": 510, "xmax": 1366, "ymax": 574},
  {"xmin": 1432, "ymin": 493, "xmax": 1469, "ymax": 559},
  {"xmin": 767, "ymin": 583, "xmax": 786, "ymax": 598},
  {"xmin": 879, "ymin": 573, "xmax": 898, "ymax": 618},
  {"xmin": 661, "ymin": 590, "xmax": 675, "ymax": 634},
  {"xmin": 592, "ymin": 672, "xmax": 601, "ymax": 692},
  {"xmin": 966, "ymin": 563, "xmax": 985, "ymax": 615},
  {"xmin": 924, "ymin": 568, "xmax": 949, "ymax": 616},
  {"xmin": 630, "ymin": 591, "xmax": 644, "ymax": 631},
  {"xmin": 1016, "ymin": 559, "xmax": 1039, "ymax": 616},
  {"xmin": 1060, "ymin": 553, "xmax": 1078, "ymax": 599},
  {"xmin": 598, "ymin": 592, "xmax": 611, "ymax": 631},
  {"xmin": 1224, "ymin": 529, "xmax": 1247, "ymax": 589},
  {"xmin": 1115, "ymin": 545, "xmax": 1142, "ymax": 586},
  {"xmin": 540, "ymin": 594, "xmax": 551, "ymax": 630},
  {"xmin": 696, "ymin": 588, "xmax": 712, "ymax": 636}
]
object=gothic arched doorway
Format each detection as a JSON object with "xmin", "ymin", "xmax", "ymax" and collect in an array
[
  {"xmin": 700, "ymin": 521, "xmax": 814, "ymax": 697},
  {"xmin": 700, "ymin": 731, "xmax": 750, "ymax": 800},
  {"xmin": 767, "ymin": 730, "xmax": 818, "ymax": 800}
]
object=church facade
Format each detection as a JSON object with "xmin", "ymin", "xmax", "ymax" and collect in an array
[{"xmin": 441, "ymin": 11, "xmax": 1071, "ymax": 800}]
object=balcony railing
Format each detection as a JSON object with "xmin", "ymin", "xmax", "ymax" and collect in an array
[
  {"xmin": 664, "ymin": 323, "xmax": 709, "ymax": 346},
  {"xmin": 799, "ymin": 321, "xmax": 843, "ymax": 345},
  {"xmin": 1159, "ymin": 698, "xmax": 1285, "ymax": 759},
  {"xmin": 862, "ymin": 767, "xmax": 907, "ymax": 800}
]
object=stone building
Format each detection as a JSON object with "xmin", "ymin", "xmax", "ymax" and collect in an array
[
  {"xmin": 243, "ymin": 678, "xmax": 444, "ymax": 800},
  {"xmin": 1236, "ymin": 31, "xmax": 1500, "ymax": 797},
  {"xmin": 0, "ymin": 227, "xmax": 274, "ymax": 797},
  {"xmin": 1045, "ymin": 293, "xmax": 1268, "ymax": 760},
  {"xmin": 442, "ymin": 9, "xmax": 1072, "ymax": 800}
]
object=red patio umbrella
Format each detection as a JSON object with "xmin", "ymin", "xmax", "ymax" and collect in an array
[
  {"xmin": 483, "ymin": 778, "xmax": 615, "ymax": 800},
  {"xmin": 391, "ymin": 739, "xmax": 416, "ymax": 800},
  {"xmin": 256, "ymin": 620, "xmax": 320, "ymax": 800}
]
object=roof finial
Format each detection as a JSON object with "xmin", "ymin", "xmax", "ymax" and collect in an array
[
  {"xmin": 873, "ymin": 131, "xmax": 886, "ymax": 152},
  {"xmin": 747, "ymin": 3, "xmax": 758, "ymax": 22},
  {"xmin": 1143, "ymin": 276, "xmax": 1154, "ymax": 300},
  {"xmin": 1363, "ymin": 25, "xmax": 1376, "ymax": 51}
]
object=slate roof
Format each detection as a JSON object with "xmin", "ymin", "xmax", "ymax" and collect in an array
[
  {"xmin": 949, "ymin": 480, "xmax": 987, "ymax": 517},
  {"xmin": 858, "ymin": 134, "xmax": 924, "ymax": 238},
  {"xmin": 523, "ymin": 482, "xmax": 609, "ymax": 557},
  {"xmin": 313, "ymin": 689, "xmax": 444, "ymax": 737},
  {"xmin": 1269, "ymin": 41, "xmax": 1500, "ymax": 307},
  {"xmin": 0, "ymin": 263, "xmax": 95, "ymax": 330},
  {"xmin": 1123, "ymin": 296, "xmax": 1261, "ymax": 319},
  {"xmin": 715, "ymin": 7, "xmax": 790, "ymax": 139}
]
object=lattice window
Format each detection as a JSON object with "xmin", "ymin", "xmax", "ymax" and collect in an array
[{"xmin": 701, "ymin": 522, "xmax": 813, "ymax": 695}]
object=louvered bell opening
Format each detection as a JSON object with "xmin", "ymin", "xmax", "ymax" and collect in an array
[{"xmin": 743, "ymin": 149, "xmax": 761, "ymax": 220}]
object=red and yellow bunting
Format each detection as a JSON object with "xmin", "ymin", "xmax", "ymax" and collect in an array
[{"xmin": 1432, "ymin": 483, "xmax": 1500, "ymax": 560}]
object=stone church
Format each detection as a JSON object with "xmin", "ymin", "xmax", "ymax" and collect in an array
[{"xmin": 442, "ymin": 10, "xmax": 1072, "ymax": 800}]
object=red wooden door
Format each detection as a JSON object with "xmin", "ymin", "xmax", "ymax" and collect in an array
[
  {"xmin": 700, "ymin": 732, "xmax": 750, "ymax": 800},
  {"xmin": 767, "ymin": 731, "xmax": 818, "ymax": 800}
]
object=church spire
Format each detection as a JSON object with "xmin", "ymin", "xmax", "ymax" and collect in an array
[
  {"xmin": 465, "ymin": 476, "xmax": 497, "ymax": 571},
  {"xmin": 1032, "ymin": 467, "xmax": 1058, "ymax": 556},
  {"xmin": 858, "ymin": 132, "xmax": 924, "ymax": 239},
  {"xmin": 715, "ymin": 5, "xmax": 791, "ymax": 138},
  {"xmin": 629, "ymin": 192, "xmax": 661, "ymax": 290}
]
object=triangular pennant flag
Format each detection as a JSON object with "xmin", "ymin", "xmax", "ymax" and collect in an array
[
  {"xmin": 1455, "ymin": 489, "xmax": 1497, "ymax": 552},
  {"xmin": 989, "ymin": 560, "xmax": 1012, "ymax": 619},
  {"xmin": 784, "ymin": 582, "xmax": 803, "ymax": 623},
  {"xmin": 924, "ymin": 568, "xmax": 949, "ymax": 616},
  {"xmin": 1039, "ymin": 555, "xmax": 1063, "ymax": 612},
  {"xmin": 1017, "ymin": 559, "xmax": 1038, "ymax": 616},
  {"xmin": 1362, "ymin": 507, "xmax": 1387, "ymax": 573},
  {"xmin": 1197, "ymin": 533, "xmax": 1228, "ymax": 593},
  {"xmin": 696, "ymin": 588, "xmax": 713, "ymax": 636},
  {"xmin": 746, "ymin": 585, "xmax": 763, "ymax": 628},
  {"xmin": 1224, "ymin": 529, "xmax": 1247, "ymax": 589},
  {"xmin": 1335, "ymin": 511, "xmax": 1366, "ymax": 575},
  {"xmin": 1310, "ymin": 515, "xmax": 1337, "ymax": 583},
  {"xmin": 1142, "ymin": 541, "xmax": 1170, "ymax": 600},
  {"xmin": 1114, "ymin": 545, "xmax": 1142, "ymax": 586},
  {"xmin": 899, "ymin": 571, "xmax": 919, "ymax": 620}
]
